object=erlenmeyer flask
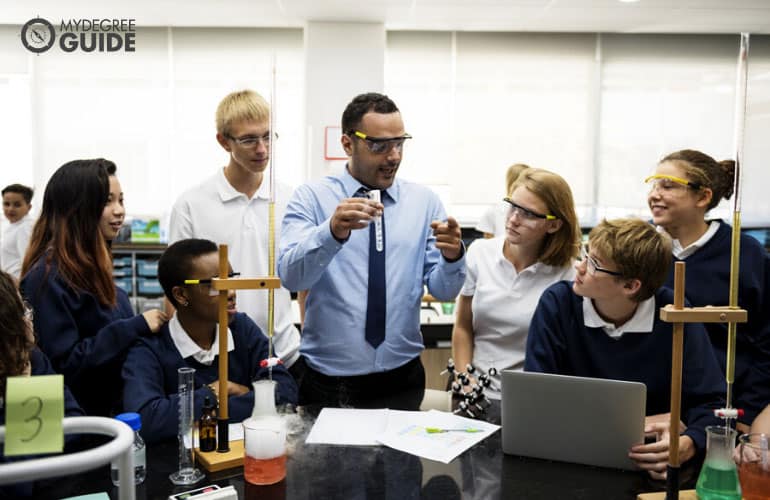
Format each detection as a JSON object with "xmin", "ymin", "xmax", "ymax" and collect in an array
[
  {"xmin": 695, "ymin": 425, "xmax": 741, "ymax": 500},
  {"xmin": 242, "ymin": 380, "xmax": 286, "ymax": 485}
]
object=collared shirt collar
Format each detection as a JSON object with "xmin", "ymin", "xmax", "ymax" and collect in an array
[
  {"xmin": 657, "ymin": 221, "xmax": 720, "ymax": 259},
  {"xmin": 168, "ymin": 312, "xmax": 234, "ymax": 365},
  {"xmin": 582, "ymin": 295, "xmax": 655, "ymax": 339},
  {"xmin": 341, "ymin": 165, "xmax": 400, "ymax": 203},
  {"xmin": 215, "ymin": 167, "xmax": 269, "ymax": 202},
  {"xmin": 495, "ymin": 244, "xmax": 549, "ymax": 275}
]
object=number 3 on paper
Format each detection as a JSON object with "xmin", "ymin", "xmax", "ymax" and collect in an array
[{"xmin": 5, "ymin": 375, "xmax": 64, "ymax": 456}]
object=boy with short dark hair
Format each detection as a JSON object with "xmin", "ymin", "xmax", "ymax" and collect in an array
[
  {"xmin": 2, "ymin": 183, "xmax": 34, "ymax": 279},
  {"xmin": 122, "ymin": 238, "xmax": 297, "ymax": 444},
  {"xmin": 525, "ymin": 218, "xmax": 724, "ymax": 479}
]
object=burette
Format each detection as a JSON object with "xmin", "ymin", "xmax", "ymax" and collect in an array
[
  {"xmin": 725, "ymin": 33, "xmax": 750, "ymax": 411},
  {"xmin": 267, "ymin": 54, "xmax": 277, "ymax": 380}
]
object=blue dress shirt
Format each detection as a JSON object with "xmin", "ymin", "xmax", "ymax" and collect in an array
[{"xmin": 278, "ymin": 168, "xmax": 466, "ymax": 376}]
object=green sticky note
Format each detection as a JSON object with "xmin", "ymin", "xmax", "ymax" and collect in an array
[{"xmin": 4, "ymin": 374, "xmax": 64, "ymax": 456}]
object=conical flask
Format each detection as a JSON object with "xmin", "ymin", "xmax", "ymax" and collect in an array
[
  {"xmin": 242, "ymin": 380, "xmax": 286, "ymax": 485},
  {"xmin": 695, "ymin": 425, "xmax": 741, "ymax": 500}
]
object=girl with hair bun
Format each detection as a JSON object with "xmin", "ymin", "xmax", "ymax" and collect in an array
[{"xmin": 646, "ymin": 149, "xmax": 770, "ymax": 430}]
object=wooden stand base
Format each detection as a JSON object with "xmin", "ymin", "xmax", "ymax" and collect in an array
[
  {"xmin": 194, "ymin": 440, "xmax": 244, "ymax": 472},
  {"xmin": 636, "ymin": 490, "xmax": 698, "ymax": 500}
]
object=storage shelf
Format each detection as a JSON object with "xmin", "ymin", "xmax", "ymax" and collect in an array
[{"xmin": 112, "ymin": 243, "xmax": 167, "ymax": 314}]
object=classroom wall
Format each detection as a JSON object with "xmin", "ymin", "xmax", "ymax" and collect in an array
[{"xmin": 1, "ymin": 25, "xmax": 769, "ymax": 229}]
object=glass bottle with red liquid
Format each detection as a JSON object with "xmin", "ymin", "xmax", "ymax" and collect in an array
[{"xmin": 242, "ymin": 380, "xmax": 286, "ymax": 485}]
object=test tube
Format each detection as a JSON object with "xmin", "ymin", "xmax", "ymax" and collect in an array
[
  {"xmin": 169, "ymin": 367, "xmax": 205, "ymax": 485},
  {"xmin": 367, "ymin": 190, "xmax": 384, "ymax": 252}
]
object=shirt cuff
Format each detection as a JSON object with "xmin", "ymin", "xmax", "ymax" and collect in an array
[
  {"xmin": 324, "ymin": 218, "xmax": 348, "ymax": 247},
  {"xmin": 442, "ymin": 242, "xmax": 466, "ymax": 264}
]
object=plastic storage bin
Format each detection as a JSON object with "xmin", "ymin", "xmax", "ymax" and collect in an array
[
  {"xmin": 113, "ymin": 256, "xmax": 132, "ymax": 267},
  {"xmin": 112, "ymin": 267, "xmax": 132, "ymax": 277},
  {"xmin": 114, "ymin": 278, "xmax": 133, "ymax": 294},
  {"xmin": 137, "ymin": 277, "xmax": 162, "ymax": 295},
  {"xmin": 136, "ymin": 259, "xmax": 159, "ymax": 277}
]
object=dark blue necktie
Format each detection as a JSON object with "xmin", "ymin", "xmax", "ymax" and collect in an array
[{"xmin": 357, "ymin": 188, "xmax": 387, "ymax": 347}]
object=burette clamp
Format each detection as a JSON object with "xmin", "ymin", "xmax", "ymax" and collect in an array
[
  {"xmin": 714, "ymin": 408, "xmax": 744, "ymax": 419},
  {"xmin": 260, "ymin": 357, "xmax": 284, "ymax": 368}
]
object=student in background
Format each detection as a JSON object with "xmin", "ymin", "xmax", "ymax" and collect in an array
[
  {"xmin": 525, "ymin": 218, "xmax": 724, "ymax": 479},
  {"xmin": 20, "ymin": 159, "xmax": 167, "ymax": 416},
  {"xmin": 475, "ymin": 163, "xmax": 530, "ymax": 238},
  {"xmin": 2, "ymin": 183, "xmax": 35, "ymax": 279},
  {"xmin": 452, "ymin": 168, "xmax": 580, "ymax": 398},
  {"xmin": 123, "ymin": 238, "xmax": 297, "ymax": 444},
  {"xmin": 169, "ymin": 89, "xmax": 301, "ymax": 371},
  {"xmin": 278, "ymin": 92, "xmax": 466, "ymax": 408},
  {"xmin": 0, "ymin": 269, "xmax": 84, "ymax": 498},
  {"xmin": 646, "ymin": 149, "xmax": 770, "ymax": 431}
]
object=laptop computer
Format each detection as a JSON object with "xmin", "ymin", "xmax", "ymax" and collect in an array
[{"xmin": 501, "ymin": 370, "xmax": 646, "ymax": 470}]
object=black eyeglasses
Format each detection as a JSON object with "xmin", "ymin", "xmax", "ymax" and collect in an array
[
  {"xmin": 352, "ymin": 130, "xmax": 412, "ymax": 154},
  {"xmin": 502, "ymin": 197, "xmax": 556, "ymax": 221},
  {"xmin": 225, "ymin": 132, "xmax": 277, "ymax": 148},
  {"xmin": 578, "ymin": 245, "xmax": 622, "ymax": 277}
]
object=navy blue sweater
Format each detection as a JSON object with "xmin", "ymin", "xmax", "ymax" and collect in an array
[
  {"xmin": 0, "ymin": 349, "xmax": 85, "ymax": 498},
  {"xmin": 20, "ymin": 258, "xmax": 149, "ymax": 416},
  {"xmin": 122, "ymin": 312, "xmax": 298, "ymax": 444},
  {"xmin": 664, "ymin": 220, "xmax": 770, "ymax": 423},
  {"xmin": 525, "ymin": 282, "xmax": 725, "ymax": 452}
]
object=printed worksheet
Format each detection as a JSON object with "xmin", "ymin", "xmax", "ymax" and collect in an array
[{"xmin": 377, "ymin": 409, "xmax": 499, "ymax": 463}]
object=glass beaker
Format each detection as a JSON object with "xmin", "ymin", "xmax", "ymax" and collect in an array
[
  {"xmin": 242, "ymin": 380, "xmax": 286, "ymax": 485},
  {"xmin": 736, "ymin": 433, "xmax": 770, "ymax": 500},
  {"xmin": 695, "ymin": 425, "xmax": 741, "ymax": 500}
]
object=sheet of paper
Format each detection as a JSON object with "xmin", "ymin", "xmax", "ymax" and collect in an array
[
  {"xmin": 377, "ymin": 409, "xmax": 499, "ymax": 463},
  {"xmin": 305, "ymin": 408, "xmax": 388, "ymax": 445},
  {"xmin": 4, "ymin": 374, "xmax": 64, "ymax": 456}
]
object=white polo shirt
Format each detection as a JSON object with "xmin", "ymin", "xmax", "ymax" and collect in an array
[
  {"xmin": 460, "ymin": 237, "xmax": 576, "ymax": 398},
  {"xmin": 583, "ymin": 294, "xmax": 655, "ymax": 339},
  {"xmin": 169, "ymin": 168, "xmax": 301, "ymax": 367},
  {"xmin": 168, "ymin": 313, "xmax": 234, "ymax": 366},
  {"xmin": 1, "ymin": 213, "xmax": 34, "ymax": 279},
  {"xmin": 657, "ymin": 221, "xmax": 720, "ymax": 259}
]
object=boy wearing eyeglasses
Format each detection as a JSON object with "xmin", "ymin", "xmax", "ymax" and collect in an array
[
  {"xmin": 169, "ymin": 89, "xmax": 301, "ymax": 374},
  {"xmin": 525, "ymin": 218, "xmax": 724, "ymax": 479},
  {"xmin": 278, "ymin": 92, "xmax": 466, "ymax": 408},
  {"xmin": 122, "ymin": 238, "xmax": 297, "ymax": 444}
]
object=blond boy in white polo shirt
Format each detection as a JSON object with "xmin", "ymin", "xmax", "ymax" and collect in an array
[{"xmin": 169, "ymin": 90, "xmax": 300, "ymax": 368}]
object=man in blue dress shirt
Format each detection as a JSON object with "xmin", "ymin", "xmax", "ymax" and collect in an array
[{"xmin": 278, "ymin": 92, "xmax": 466, "ymax": 407}]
